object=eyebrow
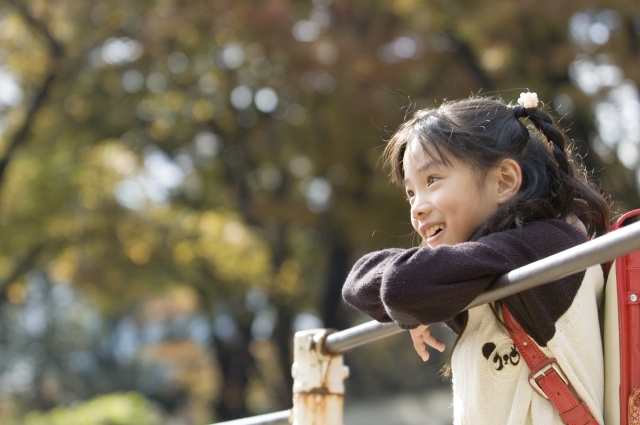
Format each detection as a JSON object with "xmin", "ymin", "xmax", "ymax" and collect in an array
[{"xmin": 402, "ymin": 159, "xmax": 446, "ymax": 186}]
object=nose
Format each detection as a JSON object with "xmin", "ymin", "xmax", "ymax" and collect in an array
[{"xmin": 410, "ymin": 194, "xmax": 429, "ymax": 220}]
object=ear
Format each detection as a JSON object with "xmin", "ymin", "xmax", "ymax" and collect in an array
[{"xmin": 495, "ymin": 159, "xmax": 522, "ymax": 205}]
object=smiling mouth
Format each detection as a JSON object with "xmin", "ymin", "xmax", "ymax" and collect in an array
[{"xmin": 424, "ymin": 224, "xmax": 445, "ymax": 239}]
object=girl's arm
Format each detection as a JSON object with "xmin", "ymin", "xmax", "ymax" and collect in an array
[
  {"xmin": 343, "ymin": 219, "xmax": 588, "ymax": 330},
  {"xmin": 341, "ymin": 248, "xmax": 403, "ymax": 323},
  {"xmin": 342, "ymin": 242, "xmax": 515, "ymax": 328},
  {"xmin": 377, "ymin": 242, "xmax": 516, "ymax": 328}
]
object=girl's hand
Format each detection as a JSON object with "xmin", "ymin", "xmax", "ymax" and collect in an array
[{"xmin": 409, "ymin": 325, "xmax": 445, "ymax": 362}]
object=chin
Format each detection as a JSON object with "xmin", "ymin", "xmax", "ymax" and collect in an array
[{"xmin": 428, "ymin": 239, "xmax": 457, "ymax": 248}]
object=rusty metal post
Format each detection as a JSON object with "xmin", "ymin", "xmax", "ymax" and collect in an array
[{"xmin": 291, "ymin": 329, "xmax": 349, "ymax": 425}]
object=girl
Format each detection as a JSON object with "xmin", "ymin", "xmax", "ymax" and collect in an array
[{"xmin": 342, "ymin": 94, "xmax": 611, "ymax": 425}]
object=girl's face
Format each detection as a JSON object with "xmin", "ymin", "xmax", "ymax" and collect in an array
[{"xmin": 402, "ymin": 139, "xmax": 502, "ymax": 247}]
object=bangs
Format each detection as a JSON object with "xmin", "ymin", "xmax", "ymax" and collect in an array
[{"xmin": 385, "ymin": 112, "xmax": 457, "ymax": 186}]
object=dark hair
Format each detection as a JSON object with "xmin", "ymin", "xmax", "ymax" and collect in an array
[
  {"xmin": 384, "ymin": 96, "xmax": 611, "ymax": 239},
  {"xmin": 383, "ymin": 96, "xmax": 611, "ymax": 377}
]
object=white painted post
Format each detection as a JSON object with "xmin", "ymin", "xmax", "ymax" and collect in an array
[{"xmin": 291, "ymin": 329, "xmax": 349, "ymax": 425}]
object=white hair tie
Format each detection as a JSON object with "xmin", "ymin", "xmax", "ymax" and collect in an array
[{"xmin": 517, "ymin": 92, "xmax": 539, "ymax": 109}]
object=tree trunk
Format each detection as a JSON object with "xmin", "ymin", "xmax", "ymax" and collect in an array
[
  {"xmin": 213, "ymin": 324, "xmax": 254, "ymax": 421},
  {"xmin": 321, "ymin": 232, "xmax": 350, "ymax": 330}
]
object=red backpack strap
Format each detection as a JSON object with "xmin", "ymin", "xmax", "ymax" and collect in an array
[{"xmin": 501, "ymin": 304, "xmax": 598, "ymax": 425}]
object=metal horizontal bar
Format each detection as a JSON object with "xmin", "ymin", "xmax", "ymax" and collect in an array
[
  {"xmin": 211, "ymin": 409, "xmax": 291, "ymax": 425},
  {"xmin": 466, "ymin": 219, "xmax": 640, "ymax": 308},
  {"xmin": 324, "ymin": 220, "xmax": 640, "ymax": 354},
  {"xmin": 324, "ymin": 319, "xmax": 404, "ymax": 353}
]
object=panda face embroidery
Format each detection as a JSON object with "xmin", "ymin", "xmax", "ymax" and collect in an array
[{"xmin": 482, "ymin": 340, "xmax": 522, "ymax": 379}]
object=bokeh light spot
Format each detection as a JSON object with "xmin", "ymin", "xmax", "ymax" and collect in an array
[
  {"xmin": 315, "ymin": 42, "xmax": 338, "ymax": 65},
  {"xmin": 195, "ymin": 131, "xmax": 221, "ymax": 157},
  {"xmin": 285, "ymin": 104, "xmax": 306, "ymax": 125},
  {"xmin": 289, "ymin": 155, "xmax": 313, "ymax": 178},
  {"xmin": 230, "ymin": 85, "xmax": 253, "ymax": 109},
  {"xmin": 254, "ymin": 88, "xmax": 278, "ymax": 113},
  {"xmin": 128, "ymin": 242, "xmax": 151, "ymax": 264},
  {"xmin": 146, "ymin": 72, "xmax": 167, "ymax": 93},
  {"xmin": 292, "ymin": 20, "xmax": 320, "ymax": 42},
  {"xmin": 167, "ymin": 52, "xmax": 189, "ymax": 74},
  {"xmin": 122, "ymin": 69, "xmax": 144, "ymax": 93}
]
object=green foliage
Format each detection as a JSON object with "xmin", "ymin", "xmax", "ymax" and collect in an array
[{"xmin": 24, "ymin": 392, "xmax": 164, "ymax": 425}]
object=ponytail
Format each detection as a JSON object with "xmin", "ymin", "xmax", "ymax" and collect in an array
[
  {"xmin": 515, "ymin": 106, "xmax": 573, "ymax": 178},
  {"xmin": 489, "ymin": 104, "xmax": 611, "ymax": 238}
]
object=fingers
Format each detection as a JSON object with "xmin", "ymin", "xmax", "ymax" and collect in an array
[
  {"xmin": 422, "ymin": 330, "xmax": 446, "ymax": 352},
  {"xmin": 409, "ymin": 324, "xmax": 428, "ymax": 338},
  {"xmin": 413, "ymin": 336, "xmax": 430, "ymax": 361},
  {"xmin": 409, "ymin": 325, "xmax": 430, "ymax": 361},
  {"xmin": 409, "ymin": 325, "xmax": 446, "ymax": 362}
]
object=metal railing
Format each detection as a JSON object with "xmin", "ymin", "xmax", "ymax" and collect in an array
[
  {"xmin": 213, "ymin": 219, "xmax": 640, "ymax": 425},
  {"xmin": 211, "ymin": 410, "xmax": 292, "ymax": 425}
]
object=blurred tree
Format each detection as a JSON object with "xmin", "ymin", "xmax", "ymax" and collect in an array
[{"xmin": 0, "ymin": 0, "xmax": 638, "ymax": 423}]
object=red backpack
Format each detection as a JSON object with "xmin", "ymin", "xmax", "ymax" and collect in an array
[{"xmin": 604, "ymin": 210, "xmax": 640, "ymax": 425}]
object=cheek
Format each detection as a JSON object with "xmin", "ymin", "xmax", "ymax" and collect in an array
[{"xmin": 439, "ymin": 194, "xmax": 467, "ymax": 217}]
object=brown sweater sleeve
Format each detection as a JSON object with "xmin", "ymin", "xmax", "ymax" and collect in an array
[
  {"xmin": 339, "ymin": 248, "xmax": 404, "ymax": 324},
  {"xmin": 342, "ymin": 220, "xmax": 589, "ymax": 334}
]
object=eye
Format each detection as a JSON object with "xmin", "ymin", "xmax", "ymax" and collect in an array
[
  {"xmin": 405, "ymin": 190, "xmax": 415, "ymax": 201},
  {"xmin": 427, "ymin": 176, "xmax": 439, "ymax": 186}
]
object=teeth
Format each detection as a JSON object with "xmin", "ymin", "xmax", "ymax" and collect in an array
[{"xmin": 425, "ymin": 224, "xmax": 445, "ymax": 238}]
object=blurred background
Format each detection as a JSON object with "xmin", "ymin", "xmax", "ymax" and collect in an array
[{"xmin": 0, "ymin": 0, "xmax": 638, "ymax": 424}]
